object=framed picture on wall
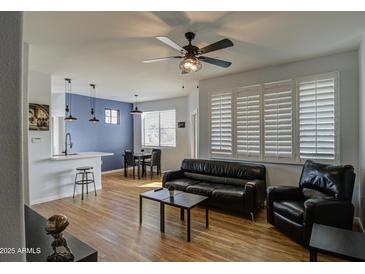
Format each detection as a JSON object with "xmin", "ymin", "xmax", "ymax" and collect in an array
[
  {"xmin": 178, "ymin": 122, "xmax": 185, "ymax": 128},
  {"xmin": 29, "ymin": 103, "xmax": 50, "ymax": 131}
]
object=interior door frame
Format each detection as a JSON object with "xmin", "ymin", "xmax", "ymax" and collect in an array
[{"xmin": 191, "ymin": 108, "xmax": 198, "ymax": 158}]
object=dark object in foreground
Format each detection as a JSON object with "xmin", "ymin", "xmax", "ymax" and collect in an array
[
  {"xmin": 45, "ymin": 214, "xmax": 74, "ymax": 262},
  {"xmin": 267, "ymin": 160, "xmax": 355, "ymax": 246},
  {"xmin": 25, "ymin": 205, "xmax": 97, "ymax": 262},
  {"xmin": 309, "ymin": 223, "xmax": 365, "ymax": 262}
]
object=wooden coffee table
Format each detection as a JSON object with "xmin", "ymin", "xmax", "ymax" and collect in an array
[
  {"xmin": 139, "ymin": 188, "xmax": 209, "ymax": 242},
  {"xmin": 309, "ymin": 223, "xmax": 365, "ymax": 262}
]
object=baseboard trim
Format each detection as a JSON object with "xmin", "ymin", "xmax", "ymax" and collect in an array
[
  {"xmin": 30, "ymin": 186, "xmax": 102, "ymax": 205},
  {"xmin": 102, "ymin": 168, "xmax": 124, "ymax": 174},
  {"xmin": 354, "ymin": 217, "xmax": 365, "ymax": 233},
  {"xmin": 102, "ymin": 168, "xmax": 167, "ymax": 175}
]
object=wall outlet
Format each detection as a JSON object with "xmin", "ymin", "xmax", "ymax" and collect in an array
[{"xmin": 31, "ymin": 137, "xmax": 42, "ymax": 143}]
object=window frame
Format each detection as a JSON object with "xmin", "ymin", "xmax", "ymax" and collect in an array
[
  {"xmin": 235, "ymin": 84, "xmax": 262, "ymax": 161},
  {"xmin": 295, "ymin": 71, "xmax": 340, "ymax": 164},
  {"xmin": 141, "ymin": 109, "xmax": 177, "ymax": 148},
  {"xmin": 209, "ymin": 91, "xmax": 233, "ymax": 159},
  {"xmin": 208, "ymin": 71, "xmax": 340, "ymax": 165},
  {"xmin": 104, "ymin": 108, "xmax": 120, "ymax": 125}
]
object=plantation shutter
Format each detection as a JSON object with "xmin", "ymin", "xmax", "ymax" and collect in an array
[
  {"xmin": 263, "ymin": 81, "xmax": 294, "ymax": 159},
  {"xmin": 298, "ymin": 74, "xmax": 337, "ymax": 161},
  {"xmin": 210, "ymin": 93, "xmax": 232, "ymax": 155},
  {"xmin": 236, "ymin": 85, "xmax": 261, "ymax": 158}
]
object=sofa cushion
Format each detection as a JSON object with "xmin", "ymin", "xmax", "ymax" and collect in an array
[
  {"xmin": 210, "ymin": 185, "xmax": 245, "ymax": 212},
  {"xmin": 212, "ymin": 185, "xmax": 245, "ymax": 199},
  {"xmin": 181, "ymin": 159, "xmax": 265, "ymax": 180},
  {"xmin": 273, "ymin": 200, "xmax": 304, "ymax": 224},
  {"xmin": 185, "ymin": 182, "xmax": 222, "ymax": 197},
  {"xmin": 184, "ymin": 172, "xmax": 249, "ymax": 187},
  {"xmin": 165, "ymin": 178, "xmax": 199, "ymax": 191}
]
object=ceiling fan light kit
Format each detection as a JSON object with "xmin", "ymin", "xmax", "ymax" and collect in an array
[
  {"xmin": 179, "ymin": 57, "xmax": 202, "ymax": 73},
  {"xmin": 143, "ymin": 32, "xmax": 234, "ymax": 74}
]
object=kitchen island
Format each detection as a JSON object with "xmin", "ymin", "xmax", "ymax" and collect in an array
[{"xmin": 29, "ymin": 152, "xmax": 113, "ymax": 205}]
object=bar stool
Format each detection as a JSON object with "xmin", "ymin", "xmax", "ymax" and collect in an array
[{"xmin": 73, "ymin": 166, "xmax": 97, "ymax": 200}]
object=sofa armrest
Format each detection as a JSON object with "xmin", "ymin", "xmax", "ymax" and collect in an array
[
  {"xmin": 162, "ymin": 169, "xmax": 185, "ymax": 187},
  {"xmin": 266, "ymin": 186, "xmax": 303, "ymax": 224},
  {"xmin": 304, "ymin": 198, "xmax": 354, "ymax": 230},
  {"xmin": 244, "ymin": 179, "xmax": 266, "ymax": 214}
]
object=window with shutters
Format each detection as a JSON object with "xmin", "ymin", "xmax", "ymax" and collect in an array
[
  {"xmin": 298, "ymin": 73, "xmax": 338, "ymax": 161},
  {"xmin": 210, "ymin": 93, "xmax": 232, "ymax": 155},
  {"xmin": 236, "ymin": 85, "xmax": 261, "ymax": 159},
  {"xmin": 142, "ymin": 109, "xmax": 176, "ymax": 147},
  {"xmin": 208, "ymin": 72, "xmax": 339, "ymax": 164},
  {"xmin": 263, "ymin": 81, "xmax": 294, "ymax": 160}
]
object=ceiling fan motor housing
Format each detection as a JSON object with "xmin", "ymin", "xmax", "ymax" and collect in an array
[{"xmin": 185, "ymin": 32, "xmax": 195, "ymax": 43}]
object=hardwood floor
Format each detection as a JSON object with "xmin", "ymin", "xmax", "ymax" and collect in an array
[{"xmin": 32, "ymin": 172, "xmax": 342, "ymax": 262}]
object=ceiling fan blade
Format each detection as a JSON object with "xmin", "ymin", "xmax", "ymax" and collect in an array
[
  {"xmin": 199, "ymin": 39, "xmax": 234, "ymax": 55},
  {"xmin": 156, "ymin": 36, "xmax": 187, "ymax": 54},
  {"xmin": 143, "ymin": 56, "xmax": 182, "ymax": 63},
  {"xmin": 199, "ymin": 56, "xmax": 232, "ymax": 68}
]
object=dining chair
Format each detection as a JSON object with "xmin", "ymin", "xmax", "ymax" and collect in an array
[
  {"xmin": 124, "ymin": 150, "xmax": 138, "ymax": 179},
  {"xmin": 144, "ymin": 149, "xmax": 161, "ymax": 179}
]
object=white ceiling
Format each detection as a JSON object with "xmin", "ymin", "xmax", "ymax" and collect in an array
[{"xmin": 23, "ymin": 11, "xmax": 365, "ymax": 103}]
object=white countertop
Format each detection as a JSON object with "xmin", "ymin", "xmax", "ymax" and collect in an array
[{"xmin": 50, "ymin": 152, "xmax": 114, "ymax": 161}]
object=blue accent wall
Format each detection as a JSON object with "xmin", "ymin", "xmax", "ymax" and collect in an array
[{"xmin": 65, "ymin": 94, "xmax": 133, "ymax": 171}]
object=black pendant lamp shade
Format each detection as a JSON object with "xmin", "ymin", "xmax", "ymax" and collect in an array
[
  {"xmin": 130, "ymin": 94, "xmax": 143, "ymax": 115},
  {"xmin": 64, "ymin": 78, "xmax": 77, "ymax": 121},
  {"xmin": 89, "ymin": 84, "xmax": 99, "ymax": 123}
]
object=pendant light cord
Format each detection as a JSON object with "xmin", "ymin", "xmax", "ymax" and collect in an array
[
  {"xmin": 90, "ymin": 84, "xmax": 96, "ymax": 112},
  {"xmin": 68, "ymin": 80, "xmax": 72, "ymax": 115}
]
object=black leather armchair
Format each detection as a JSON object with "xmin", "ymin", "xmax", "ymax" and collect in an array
[{"xmin": 267, "ymin": 160, "xmax": 355, "ymax": 246}]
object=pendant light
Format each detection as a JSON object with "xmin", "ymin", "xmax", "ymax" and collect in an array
[
  {"xmin": 64, "ymin": 78, "xmax": 77, "ymax": 121},
  {"xmin": 89, "ymin": 84, "xmax": 99, "ymax": 123},
  {"xmin": 130, "ymin": 94, "xmax": 143, "ymax": 115}
]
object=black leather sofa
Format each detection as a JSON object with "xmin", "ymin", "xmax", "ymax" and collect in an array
[
  {"xmin": 267, "ymin": 160, "xmax": 355, "ymax": 246},
  {"xmin": 162, "ymin": 159, "xmax": 266, "ymax": 220}
]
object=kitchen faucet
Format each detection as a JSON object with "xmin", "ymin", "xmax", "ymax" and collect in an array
[{"xmin": 63, "ymin": 132, "xmax": 73, "ymax": 155}]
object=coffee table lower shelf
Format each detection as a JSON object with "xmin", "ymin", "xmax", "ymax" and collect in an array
[{"xmin": 139, "ymin": 189, "xmax": 209, "ymax": 242}]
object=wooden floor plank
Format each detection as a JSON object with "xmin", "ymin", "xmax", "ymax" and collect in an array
[{"xmin": 31, "ymin": 172, "xmax": 343, "ymax": 262}]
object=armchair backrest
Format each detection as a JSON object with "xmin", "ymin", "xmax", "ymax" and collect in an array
[{"xmin": 299, "ymin": 160, "xmax": 355, "ymax": 201}]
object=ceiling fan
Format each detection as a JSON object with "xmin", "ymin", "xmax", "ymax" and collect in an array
[{"xmin": 143, "ymin": 32, "xmax": 234, "ymax": 73}]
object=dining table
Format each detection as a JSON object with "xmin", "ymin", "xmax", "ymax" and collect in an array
[{"xmin": 123, "ymin": 152, "xmax": 152, "ymax": 179}]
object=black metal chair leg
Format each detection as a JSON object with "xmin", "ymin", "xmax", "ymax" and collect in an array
[
  {"xmin": 86, "ymin": 171, "xmax": 89, "ymax": 194},
  {"xmin": 81, "ymin": 172, "xmax": 84, "ymax": 200},
  {"xmin": 92, "ymin": 172, "xmax": 97, "ymax": 196},
  {"xmin": 73, "ymin": 173, "xmax": 78, "ymax": 198}
]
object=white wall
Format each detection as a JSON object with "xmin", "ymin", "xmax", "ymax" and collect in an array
[
  {"xmin": 27, "ymin": 70, "xmax": 103, "ymax": 204},
  {"xmin": 359, "ymin": 36, "xmax": 365, "ymax": 226},
  {"xmin": 134, "ymin": 96, "xmax": 189, "ymax": 171},
  {"xmin": 199, "ymin": 51, "xmax": 360, "ymax": 215},
  {"xmin": 0, "ymin": 12, "xmax": 25, "ymax": 262}
]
